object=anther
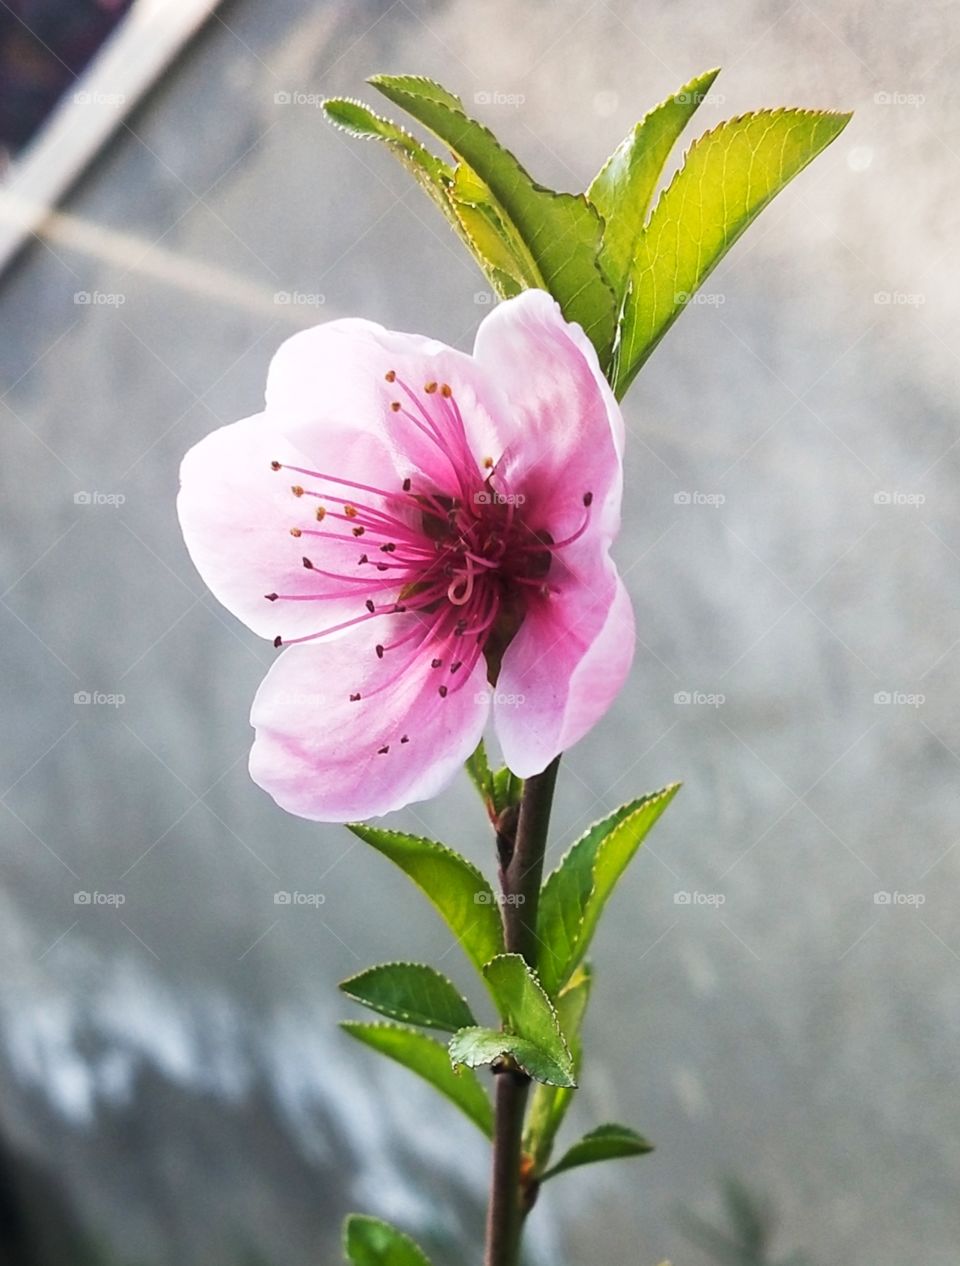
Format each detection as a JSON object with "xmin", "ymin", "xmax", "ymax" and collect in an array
[
  {"xmin": 583, "ymin": 491, "xmax": 594, "ymax": 507},
  {"xmin": 380, "ymin": 542, "xmax": 396, "ymax": 552},
  {"xmin": 390, "ymin": 401, "xmax": 401, "ymax": 412},
  {"xmin": 344, "ymin": 505, "xmax": 358, "ymax": 518},
  {"xmin": 431, "ymin": 658, "xmax": 442, "ymax": 669},
  {"xmin": 365, "ymin": 599, "xmax": 376, "ymax": 613},
  {"xmin": 483, "ymin": 456, "xmax": 494, "ymax": 469},
  {"xmin": 273, "ymin": 635, "xmax": 282, "ymax": 647},
  {"xmin": 315, "ymin": 506, "xmax": 326, "ymax": 522},
  {"xmin": 400, "ymin": 735, "xmax": 409, "ymax": 744},
  {"xmin": 350, "ymin": 692, "xmax": 361, "ymax": 702},
  {"xmin": 352, "ymin": 526, "xmax": 365, "ymax": 537},
  {"xmin": 385, "ymin": 369, "xmax": 396, "ymax": 382},
  {"xmin": 378, "ymin": 744, "xmax": 390, "ymax": 754},
  {"xmin": 438, "ymin": 685, "xmax": 448, "ymax": 698},
  {"xmin": 440, "ymin": 383, "xmax": 452, "ymax": 397},
  {"xmin": 302, "ymin": 556, "xmax": 314, "ymax": 570},
  {"xmin": 265, "ymin": 593, "xmax": 278, "ymax": 602},
  {"xmin": 358, "ymin": 553, "xmax": 369, "ymax": 564},
  {"xmin": 375, "ymin": 644, "xmax": 384, "ymax": 659},
  {"xmin": 270, "ymin": 460, "xmax": 281, "ymax": 471},
  {"xmin": 424, "ymin": 381, "xmax": 438, "ymax": 394},
  {"xmin": 291, "ymin": 485, "xmax": 304, "ymax": 497},
  {"xmin": 290, "ymin": 527, "xmax": 302, "ymax": 537},
  {"xmin": 451, "ymin": 661, "xmax": 462, "ymax": 673},
  {"xmin": 402, "ymin": 477, "xmax": 412, "ymax": 492},
  {"xmin": 376, "ymin": 563, "xmax": 389, "ymax": 572}
]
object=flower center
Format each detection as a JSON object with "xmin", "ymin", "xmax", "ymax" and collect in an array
[{"xmin": 264, "ymin": 372, "xmax": 593, "ymax": 751}]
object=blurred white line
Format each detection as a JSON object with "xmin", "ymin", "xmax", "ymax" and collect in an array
[
  {"xmin": 0, "ymin": 193, "xmax": 299, "ymax": 319},
  {"xmin": 0, "ymin": 0, "xmax": 223, "ymax": 275}
]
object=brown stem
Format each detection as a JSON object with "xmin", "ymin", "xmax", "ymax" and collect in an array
[{"xmin": 483, "ymin": 757, "xmax": 560, "ymax": 1266}]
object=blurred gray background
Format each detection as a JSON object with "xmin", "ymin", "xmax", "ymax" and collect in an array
[{"xmin": 2, "ymin": 1, "xmax": 959, "ymax": 1263}]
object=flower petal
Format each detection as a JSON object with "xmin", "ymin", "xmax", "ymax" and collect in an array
[
  {"xmin": 473, "ymin": 290, "xmax": 624, "ymax": 543},
  {"xmin": 249, "ymin": 617, "xmax": 490, "ymax": 821},
  {"xmin": 493, "ymin": 563, "xmax": 635, "ymax": 778},
  {"xmin": 267, "ymin": 317, "xmax": 507, "ymax": 492},
  {"xmin": 177, "ymin": 411, "xmax": 402, "ymax": 641}
]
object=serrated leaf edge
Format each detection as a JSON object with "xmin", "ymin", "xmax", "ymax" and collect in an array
[
  {"xmin": 338, "ymin": 960, "xmax": 475, "ymax": 1029},
  {"xmin": 540, "ymin": 783, "xmax": 682, "ymax": 994},
  {"xmin": 482, "ymin": 952, "xmax": 574, "ymax": 1069},
  {"xmin": 448, "ymin": 1025, "xmax": 577, "ymax": 1087}
]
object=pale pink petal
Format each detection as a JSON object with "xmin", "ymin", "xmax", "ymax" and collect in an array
[
  {"xmin": 177, "ymin": 411, "xmax": 402, "ymax": 641},
  {"xmin": 249, "ymin": 618, "xmax": 491, "ymax": 821},
  {"xmin": 267, "ymin": 318, "xmax": 508, "ymax": 492},
  {"xmin": 473, "ymin": 290, "xmax": 624, "ymax": 544},
  {"xmin": 493, "ymin": 564, "xmax": 635, "ymax": 778}
]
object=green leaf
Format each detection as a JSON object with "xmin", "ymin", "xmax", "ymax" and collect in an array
[
  {"xmin": 369, "ymin": 74, "xmax": 617, "ymax": 364},
  {"xmin": 541, "ymin": 1123, "xmax": 653, "ymax": 1181},
  {"xmin": 340, "ymin": 962, "xmax": 476, "ymax": 1032},
  {"xmin": 465, "ymin": 741, "xmax": 524, "ymax": 818},
  {"xmin": 464, "ymin": 740, "xmax": 495, "ymax": 810},
  {"xmin": 343, "ymin": 1215, "xmax": 432, "ymax": 1266},
  {"xmin": 341, "ymin": 1021, "xmax": 493, "ymax": 1137},
  {"xmin": 322, "ymin": 98, "xmax": 532, "ymax": 300},
  {"xmin": 538, "ymin": 783, "xmax": 681, "ymax": 997},
  {"xmin": 484, "ymin": 954, "xmax": 571, "ymax": 1053},
  {"xmin": 322, "ymin": 97, "xmax": 458, "ymax": 230},
  {"xmin": 588, "ymin": 67, "xmax": 721, "ymax": 305},
  {"xmin": 491, "ymin": 765, "xmax": 523, "ymax": 815},
  {"xmin": 347, "ymin": 824, "xmax": 504, "ymax": 974},
  {"xmin": 615, "ymin": 107, "xmax": 851, "ymax": 395},
  {"xmin": 447, "ymin": 162, "xmax": 542, "ymax": 296},
  {"xmin": 450, "ymin": 953, "xmax": 576, "ymax": 1086},
  {"xmin": 449, "ymin": 1025, "xmax": 575, "ymax": 1088},
  {"xmin": 524, "ymin": 963, "xmax": 593, "ymax": 1171}
]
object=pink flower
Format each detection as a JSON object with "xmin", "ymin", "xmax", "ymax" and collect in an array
[{"xmin": 177, "ymin": 291, "xmax": 634, "ymax": 822}]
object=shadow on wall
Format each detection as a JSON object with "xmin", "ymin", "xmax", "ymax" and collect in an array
[{"xmin": 678, "ymin": 1179, "xmax": 814, "ymax": 1266}]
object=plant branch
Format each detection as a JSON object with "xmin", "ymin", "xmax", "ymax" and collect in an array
[{"xmin": 484, "ymin": 756, "xmax": 561, "ymax": 1266}]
